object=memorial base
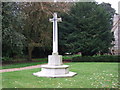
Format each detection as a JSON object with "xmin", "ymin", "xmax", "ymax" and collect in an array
[
  {"xmin": 33, "ymin": 54, "xmax": 77, "ymax": 78},
  {"xmin": 33, "ymin": 65, "xmax": 76, "ymax": 78}
]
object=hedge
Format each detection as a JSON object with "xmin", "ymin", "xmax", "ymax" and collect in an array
[{"xmin": 72, "ymin": 55, "xmax": 120, "ymax": 62}]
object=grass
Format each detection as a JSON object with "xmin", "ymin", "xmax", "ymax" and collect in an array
[
  {"xmin": 2, "ymin": 55, "xmax": 80, "ymax": 69},
  {"xmin": 2, "ymin": 62, "xmax": 119, "ymax": 88},
  {"xmin": 2, "ymin": 61, "xmax": 47, "ymax": 69}
]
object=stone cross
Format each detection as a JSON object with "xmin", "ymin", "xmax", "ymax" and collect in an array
[
  {"xmin": 33, "ymin": 12, "xmax": 77, "ymax": 78},
  {"xmin": 49, "ymin": 12, "xmax": 62, "ymax": 54}
]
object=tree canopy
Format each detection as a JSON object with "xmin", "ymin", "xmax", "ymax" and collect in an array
[
  {"xmin": 59, "ymin": 2, "xmax": 114, "ymax": 56},
  {"xmin": 2, "ymin": 2, "xmax": 72, "ymax": 60},
  {"xmin": 2, "ymin": 2, "xmax": 115, "ymax": 60},
  {"xmin": 2, "ymin": 2, "xmax": 26, "ymax": 57}
]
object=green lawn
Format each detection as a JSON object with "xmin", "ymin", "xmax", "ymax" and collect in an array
[
  {"xmin": 2, "ymin": 62, "xmax": 119, "ymax": 88},
  {"xmin": 2, "ymin": 55, "xmax": 80, "ymax": 69},
  {"xmin": 2, "ymin": 61, "xmax": 47, "ymax": 69}
]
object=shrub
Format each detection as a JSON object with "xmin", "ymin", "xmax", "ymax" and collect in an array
[
  {"xmin": 2, "ymin": 57, "xmax": 12, "ymax": 62},
  {"xmin": 72, "ymin": 55, "xmax": 119, "ymax": 62}
]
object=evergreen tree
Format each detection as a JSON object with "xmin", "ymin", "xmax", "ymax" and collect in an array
[
  {"xmin": 59, "ymin": 2, "xmax": 114, "ymax": 56},
  {"xmin": 99, "ymin": 2, "xmax": 115, "ymax": 18}
]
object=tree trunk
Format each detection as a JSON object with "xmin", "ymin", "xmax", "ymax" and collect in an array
[
  {"xmin": 28, "ymin": 45, "xmax": 34, "ymax": 61},
  {"xmin": 100, "ymin": 52, "xmax": 104, "ymax": 55},
  {"xmin": 81, "ymin": 52, "xmax": 95, "ymax": 56}
]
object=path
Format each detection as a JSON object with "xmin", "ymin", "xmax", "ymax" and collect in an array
[
  {"xmin": 0, "ymin": 64, "xmax": 45, "ymax": 73},
  {"xmin": 1, "ymin": 60, "xmax": 71, "ymax": 73}
]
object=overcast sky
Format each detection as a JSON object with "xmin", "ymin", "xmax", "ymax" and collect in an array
[{"xmin": 96, "ymin": 0, "xmax": 119, "ymax": 13}]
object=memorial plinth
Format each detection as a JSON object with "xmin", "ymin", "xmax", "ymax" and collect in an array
[{"xmin": 33, "ymin": 13, "xmax": 77, "ymax": 78}]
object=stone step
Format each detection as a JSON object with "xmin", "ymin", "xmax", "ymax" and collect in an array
[{"xmin": 40, "ymin": 65, "xmax": 69, "ymax": 69}]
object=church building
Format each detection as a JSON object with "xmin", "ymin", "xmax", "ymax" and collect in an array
[{"xmin": 111, "ymin": 14, "xmax": 120, "ymax": 55}]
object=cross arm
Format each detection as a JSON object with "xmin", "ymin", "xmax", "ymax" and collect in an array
[
  {"xmin": 57, "ymin": 18, "xmax": 62, "ymax": 22},
  {"xmin": 49, "ymin": 18, "xmax": 53, "ymax": 22},
  {"xmin": 49, "ymin": 18, "xmax": 62, "ymax": 22}
]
